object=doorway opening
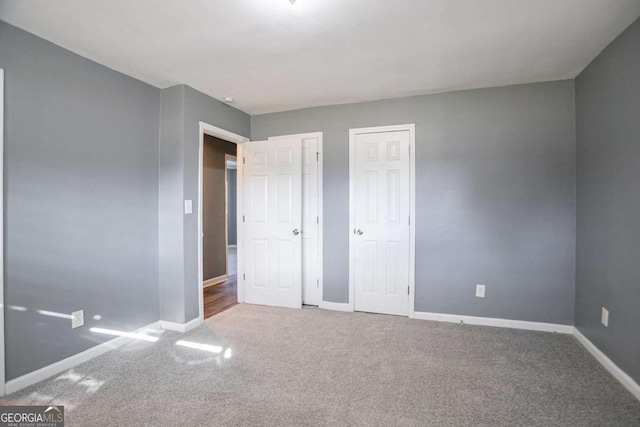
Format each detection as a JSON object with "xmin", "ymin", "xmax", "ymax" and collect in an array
[
  {"xmin": 197, "ymin": 123, "xmax": 248, "ymax": 323},
  {"xmin": 202, "ymin": 135, "xmax": 238, "ymax": 318}
]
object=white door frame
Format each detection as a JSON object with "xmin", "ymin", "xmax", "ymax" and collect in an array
[
  {"xmin": 348, "ymin": 124, "xmax": 416, "ymax": 318},
  {"xmin": 198, "ymin": 122, "xmax": 249, "ymax": 324},
  {"xmin": 265, "ymin": 132, "xmax": 324, "ymax": 306},
  {"xmin": 0, "ymin": 69, "xmax": 6, "ymax": 395}
]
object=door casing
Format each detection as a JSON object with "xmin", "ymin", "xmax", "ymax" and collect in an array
[
  {"xmin": 198, "ymin": 122, "xmax": 249, "ymax": 325},
  {"xmin": 348, "ymin": 124, "xmax": 416, "ymax": 318}
]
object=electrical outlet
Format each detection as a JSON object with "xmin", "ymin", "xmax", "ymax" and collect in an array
[
  {"xmin": 71, "ymin": 310, "xmax": 84, "ymax": 329},
  {"xmin": 601, "ymin": 307, "xmax": 609, "ymax": 327},
  {"xmin": 475, "ymin": 284, "xmax": 486, "ymax": 298}
]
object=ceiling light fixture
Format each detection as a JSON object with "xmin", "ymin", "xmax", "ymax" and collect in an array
[
  {"xmin": 223, "ymin": 96, "xmax": 234, "ymax": 103},
  {"xmin": 289, "ymin": 0, "xmax": 296, "ymax": 4}
]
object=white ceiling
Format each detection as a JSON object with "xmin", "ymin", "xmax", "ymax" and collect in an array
[{"xmin": 1, "ymin": 0, "xmax": 639, "ymax": 114}]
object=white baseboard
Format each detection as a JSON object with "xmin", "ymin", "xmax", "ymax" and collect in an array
[
  {"xmin": 413, "ymin": 311, "xmax": 574, "ymax": 334},
  {"xmin": 159, "ymin": 317, "xmax": 202, "ymax": 333},
  {"xmin": 203, "ymin": 274, "xmax": 227, "ymax": 288},
  {"xmin": 573, "ymin": 328, "xmax": 640, "ymax": 401},
  {"xmin": 319, "ymin": 301, "xmax": 353, "ymax": 312},
  {"xmin": 4, "ymin": 321, "xmax": 161, "ymax": 395}
]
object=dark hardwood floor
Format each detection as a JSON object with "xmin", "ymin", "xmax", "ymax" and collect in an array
[{"xmin": 203, "ymin": 275, "xmax": 238, "ymax": 319}]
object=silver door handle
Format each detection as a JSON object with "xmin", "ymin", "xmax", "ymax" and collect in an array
[
  {"xmin": 292, "ymin": 229, "xmax": 300, "ymax": 236},
  {"xmin": 356, "ymin": 229, "xmax": 364, "ymax": 235}
]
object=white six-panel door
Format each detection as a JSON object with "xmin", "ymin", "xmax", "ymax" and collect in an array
[
  {"xmin": 268, "ymin": 134, "xmax": 321, "ymax": 306},
  {"xmin": 243, "ymin": 139, "xmax": 302, "ymax": 309},
  {"xmin": 352, "ymin": 130, "xmax": 411, "ymax": 316}
]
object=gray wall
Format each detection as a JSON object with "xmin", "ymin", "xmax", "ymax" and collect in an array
[
  {"xmin": 575, "ymin": 18, "xmax": 640, "ymax": 383},
  {"xmin": 252, "ymin": 81, "xmax": 576, "ymax": 324},
  {"xmin": 159, "ymin": 85, "xmax": 250, "ymax": 323},
  {"xmin": 159, "ymin": 85, "xmax": 185, "ymax": 322},
  {"xmin": 227, "ymin": 169, "xmax": 237, "ymax": 246},
  {"xmin": 0, "ymin": 21, "xmax": 160, "ymax": 380},
  {"xmin": 202, "ymin": 135, "xmax": 236, "ymax": 280}
]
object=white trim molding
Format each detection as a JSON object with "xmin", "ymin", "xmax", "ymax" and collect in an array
[
  {"xmin": 203, "ymin": 274, "xmax": 227, "ymax": 288},
  {"xmin": 316, "ymin": 134, "xmax": 325, "ymax": 310},
  {"xmin": 348, "ymin": 124, "xmax": 416, "ymax": 317},
  {"xmin": 319, "ymin": 301, "xmax": 354, "ymax": 312},
  {"xmin": 573, "ymin": 328, "xmax": 640, "ymax": 401},
  {"xmin": 413, "ymin": 311, "xmax": 574, "ymax": 334},
  {"xmin": 159, "ymin": 318, "xmax": 201, "ymax": 333},
  {"xmin": 5, "ymin": 321, "xmax": 162, "ymax": 395}
]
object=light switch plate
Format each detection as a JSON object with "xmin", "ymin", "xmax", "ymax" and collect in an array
[
  {"xmin": 601, "ymin": 307, "xmax": 609, "ymax": 327},
  {"xmin": 476, "ymin": 284, "xmax": 486, "ymax": 298},
  {"xmin": 184, "ymin": 200, "xmax": 193, "ymax": 215},
  {"xmin": 72, "ymin": 310, "xmax": 84, "ymax": 329}
]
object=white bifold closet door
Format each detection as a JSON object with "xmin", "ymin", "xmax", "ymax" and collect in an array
[
  {"xmin": 243, "ymin": 138, "xmax": 302, "ymax": 309},
  {"xmin": 352, "ymin": 130, "xmax": 411, "ymax": 316}
]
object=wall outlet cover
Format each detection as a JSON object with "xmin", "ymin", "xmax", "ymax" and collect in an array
[
  {"xmin": 72, "ymin": 310, "xmax": 84, "ymax": 329},
  {"xmin": 476, "ymin": 284, "xmax": 486, "ymax": 298},
  {"xmin": 601, "ymin": 307, "xmax": 609, "ymax": 327},
  {"xmin": 184, "ymin": 200, "xmax": 193, "ymax": 215}
]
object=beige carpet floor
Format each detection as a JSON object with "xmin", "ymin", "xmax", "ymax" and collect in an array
[{"xmin": 1, "ymin": 304, "xmax": 639, "ymax": 426}]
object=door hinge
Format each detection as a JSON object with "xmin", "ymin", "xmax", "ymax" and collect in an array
[
  {"xmin": 317, "ymin": 279, "xmax": 320, "ymax": 288},
  {"xmin": 408, "ymin": 286, "xmax": 410, "ymax": 295},
  {"xmin": 316, "ymin": 152, "xmax": 320, "ymax": 162},
  {"xmin": 317, "ymin": 216, "xmax": 319, "ymax": 225},
  {"xmin": 243, "ymin": 215, "xmax": 246, "ymax": 223},
  {"xmin": 243, "ymin": 273, "xmax": 246, "ymax": 280},
  {"xmin": 409, "ymin": 146, "xmax": 411, "ymax": 156},
  {"xmin": 243, "ymin": 157, "xmax": 246, "ymax": 164},
  {"xmin": 408, "ymin": 216, "xmax": 411, "ymax": 226}
]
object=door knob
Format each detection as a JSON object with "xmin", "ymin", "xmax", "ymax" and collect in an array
[
  {"xmin": 356, "ymin": 229, "xmax": 364, "ymax": 235},
  {"xmin": 292, "ymin": 228, "xmax": 300, "ymax": 236}
]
